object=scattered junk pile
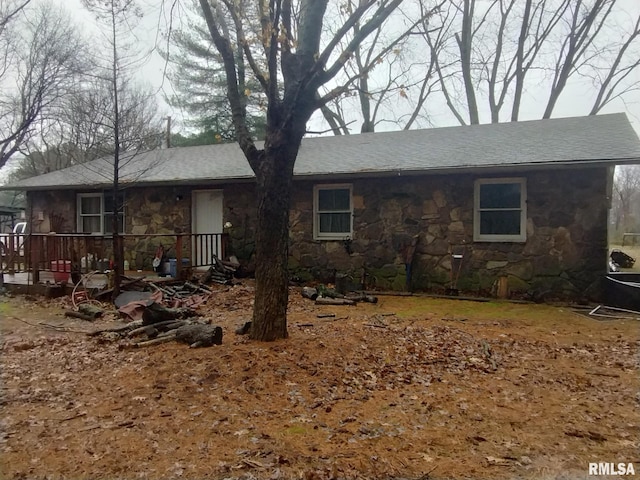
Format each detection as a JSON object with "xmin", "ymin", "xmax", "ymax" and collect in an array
[
  {"xmin": 89, "ymin": 299, "xmax": 223, "ymax": 349},
  {"xmin": 300, "ymin": 285, "xmax": 378, "ymax": 306},
  {"xmin": 605, "ymin": 248, "xmax": 640, "ymax": 314},
  {"xmin": 65, "ymin": 255, "xmax": 237, "ymax": 348},
  {"xmin": 48, "ymin": 242, "xmax": 640, "ymax": 339},
  {"xmin": 609, "ymin": 249, "xmax": 636, "ymax": 272}
]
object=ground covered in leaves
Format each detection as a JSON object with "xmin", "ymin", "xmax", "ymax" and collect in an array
[{"xmin": 1, "ymin": 283, "xmax": 639, "ymax": 480}]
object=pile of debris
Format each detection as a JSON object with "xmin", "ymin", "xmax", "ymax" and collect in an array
[
  {"xmin": 301, "ymin": 285, "xmax": 378, "ymax": 305},
  {"xmin": 62, "ymin": 258, "xmax": 240, "ymax": 348},
  {"xmin": 89, "ymin": 301, "xmax": 222, "ymax": 348},
  {"xmin": 201, "ymin": 255, "xmax": 239, "ymax": 284},
  {"xmin": 610, "ymin": 249, "xmax": 636, "ymax": 271}
]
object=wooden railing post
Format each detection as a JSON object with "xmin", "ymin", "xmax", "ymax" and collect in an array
[
  {"xmin": 176, "ymin": 234, "xmax": 183, "ymax": 278},
  {"xmin": 7, "ymin": 234, "xmax": 15, "ymax": 274},
  {"xmin": 31, "ymin": 235, "xmax": 40, "ymax": 283},
  {"xmin": 221, "ymin": 233, "xmax": 228, "ymax": 259}
]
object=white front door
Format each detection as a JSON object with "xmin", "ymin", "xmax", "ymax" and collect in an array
[{"xmin": 192, "ymin": 190, "xmax": 223, "ymax": 267}]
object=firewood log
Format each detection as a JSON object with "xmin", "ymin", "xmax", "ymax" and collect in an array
[
  {"xmin": 301, "ymin": 287, "xmax": 318, "ymax": 300},
  {"xmin": 175, "ymin": 324, "xmax": 223, "ymax": 347},
  {"xmin": 64, "ymin": 311, "xmax": 96, "ymax": 321},
  {"xmin": 315, "ymin": 297, "xmax": 356, "ymax": 306},
  {"xmin": 141, "ymin": 302, "xmax": 194, "ymax": 325},
  {"xmin": 78, "ymin": 304, "xmax": 104, "ymax": 318}
]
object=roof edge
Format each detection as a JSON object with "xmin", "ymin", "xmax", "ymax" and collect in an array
[{"xmin": 6, "ymin": 156, "xmax": 639, "ymax": 192}]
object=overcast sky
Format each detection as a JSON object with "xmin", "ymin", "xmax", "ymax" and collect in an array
[{"xmin": 32, "ymin": 0, "xmax": 640, "ymax": 137}]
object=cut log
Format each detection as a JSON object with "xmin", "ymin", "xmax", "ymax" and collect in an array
[
  {"xmin": 315, "ymin": 297, "xmax": 356, "ymax": 306},
  {"xmin": 235, "ymin": 321, "xmax": 252, "ymax": 335},
  {"xmin": 64, "ymin": 310, "xmax": 97, "ymax": 322},
  {"xmin": 201, "ymin": 254, "xmax": 235, "ymax": 284},
  {"xmin": 78, "ymin": 304, "xmax": 104, "ymax": 318},
  {"xmin": 301, "ymin": 287, "xmax": 318, "ymax": 300},
  {"xmin": 345, "ymin": 293, "xmax": 378, "ymax": 303},
  {"xmin": 175, "ymin": 324, "xmax": 223, "ymax": 347},
  {"xmin": 126, "ymin": 319, "xmax": 187, "ymax": 337},
  {"xmin": 184, "ymin": 281, "xmax": 211, "ymax": 293},
  {"xmin": 127, "ymin": 325, "xmax": 159, "ymax": 338},
  {"xmin": 496, "ymin": 276, "xmax": 509, "ymax": 299},
  {"xmin": 141, "ymin": 302, "xmax": 195, "ymax": 325},
  {"xmin": 135, "ymin": 335, "xmax": 176, "ymax": 347},
  {"xmin": 317, "ymin": 285, "xmax": 344, "ymax": 299},
  {"xmin": 87, "ymin": 320, "xmax": 143, "ymax": 336}
]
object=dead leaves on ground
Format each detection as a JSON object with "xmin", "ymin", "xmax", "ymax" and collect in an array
[{"xmin": 0, "ymin": 288, "xmax": 639, "ymax": 480}]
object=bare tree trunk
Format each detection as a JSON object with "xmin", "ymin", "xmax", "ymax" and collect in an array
[
  {"xmin": 511, "ymin": 0, "xmax": 532, "ymax": 121},
  {"xmin": 249, "ymin": 143, "xmax": 296, "ymax": 341},
  {"xmin": 456, "ymin": 0, "xmax": 479, "ymax": 124},
  {"xmin": 543, "ymin": 0, "xmax": 612, "ymax": 119},
  {"xmin": 488, "ymin": 0, "xmax": 516, "ymax": 123},
  {"xmin": 356, "ymin": 41, "xmax": 375, "ymax": 133},
  {"xmin": 319, "ymin": 102, "xmax": 348, "ymax": 135},
  {"xmin": 359, "ymin": 72, "xmax": 375, "ymax": 133},
  {"xmin": 110, "ymin": 1, "xmax": 122, "ymax": 300}
]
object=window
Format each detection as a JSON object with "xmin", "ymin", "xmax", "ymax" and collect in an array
[
  {"xmin": 474, "ymin": 178, "xmax": 526, "ymax": 242},
  {"xmin": 77, "ymin": 192, "xmax": 125, "ymax": 234},
  {"xmin": 314, "ymin": 184, "xmax": 353, "ymax": 240}
]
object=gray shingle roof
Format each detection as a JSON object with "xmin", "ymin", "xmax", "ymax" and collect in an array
[{"xmin": 5, "ymin": 113, "xmax": 640, "ymax": 190}]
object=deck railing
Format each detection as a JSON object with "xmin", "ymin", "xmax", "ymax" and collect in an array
[{"xmin": 1, "ymin": 232, "xmax": 228, "ymax": 282}]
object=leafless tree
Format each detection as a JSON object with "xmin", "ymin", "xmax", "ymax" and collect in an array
[
  {"xmin": 193, "ymin": 0, "xmax": 405, "ymax": 340},
  {"xmin": 81, "ymin": 0, "xmax": 148, "ymax": 298},
  {"xmin": 0, "ymin": 0, "xmax": 29, "ymax": 36},
  {"xmin": 390, "ymin": 0, "xmax": 640, "ymax": 125},
  {"xmin": 10, "ymin": 79, "xmax": 162, "ymax": 180},
  {"xmin": 314, "ymin": 1, "xmax": 445, "ymax": 133},
  {"xmin": 0, "ymin": 1, "xmax": 88, "ymax": 169}
]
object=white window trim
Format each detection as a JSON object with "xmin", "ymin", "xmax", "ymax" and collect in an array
[
  {"xmin": 77, "ymin": 192, "xmax": 125, "ymax": 234},
  {"xmin": 313, "ymin": 183, "xmax": 353, "ymax": 241},
  {"xmin": 77, "ymin": 193, "xmax": 104, "ymax": 234},
  {"xmin": 473, "ymin": 177, "xmax": 527, "ymax": 243}
]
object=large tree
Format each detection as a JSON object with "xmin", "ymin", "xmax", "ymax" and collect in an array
[
  {"xmin": 0, "ymin": 1, "xmax": 88, "ymax": 169},
  {"xmin": 314, "ymin": 0, "xmax": 640, "ymax": 132},
  {"xmin": 81, "ymin": 0, "xmax": 150, "ymax": 298},
  {"xmin": 9, "ymin": 79, "xmax": 163, "ymax": 181},
  {"xmin": 194, "ymin": 0, "xmax": 405, "ymax": 340},
  {"xmin": 417, "ymin": 0, "xmax": 640, "ymax": 124},
  {"xmin": 163, "ymin": 2, "xmax": 267, "ymax": 141}
]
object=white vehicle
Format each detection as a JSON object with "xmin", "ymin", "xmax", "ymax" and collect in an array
[{"xmin": 0, "ymin": 221, "xmax": 27, "ymax": 257}]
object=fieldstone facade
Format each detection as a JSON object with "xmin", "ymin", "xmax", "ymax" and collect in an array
[
  {"xmin": 279, "ymin": 168, "xmax": 608, "ymax": 300},
  {"xmin": 28, "ymin": 186, "xmax": 193, "ymax": 271},
  {"xmin": 27, "ymin": 165, "xmax": 610, "ymax": 300}
]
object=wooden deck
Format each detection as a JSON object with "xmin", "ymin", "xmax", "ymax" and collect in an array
[
  {"xmin": 1, "ymin": 271, "xmax": 32, "ymax": 285},
  {"xmin": 0, "ymin": 270, "xmax": 180, "ymax": 297},
  {"xmin": 1, "ymin": 232, "xmax": 228, "ymax": 289}
]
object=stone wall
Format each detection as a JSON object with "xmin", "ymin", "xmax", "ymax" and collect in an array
[
  {"xmin": 29, "ymin": 191, "xmax": 76, "ymax": 233},
  {"xmin": 123, "ymin": 186, "xmax": 192, "ymax": 270},
  {"xmin": 28, "ymin": 187, "xmax": 193, "ymax": 271},
  {"xmin": 279, "ymin": 167, "xmax": 608, "ymax": 300},
  {"xmin": 28, "ymin": 166, "xmax": 610, "ymax": 300}
]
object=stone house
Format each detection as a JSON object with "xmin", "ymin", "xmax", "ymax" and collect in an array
[{"xmin": 6, "ymin": 113, "xmax": 640, "ymax": 300}]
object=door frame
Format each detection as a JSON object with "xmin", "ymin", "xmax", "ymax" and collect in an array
[{"xmin": 191, "ymin": 189, "xmax": 224, "ymax": 267}]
